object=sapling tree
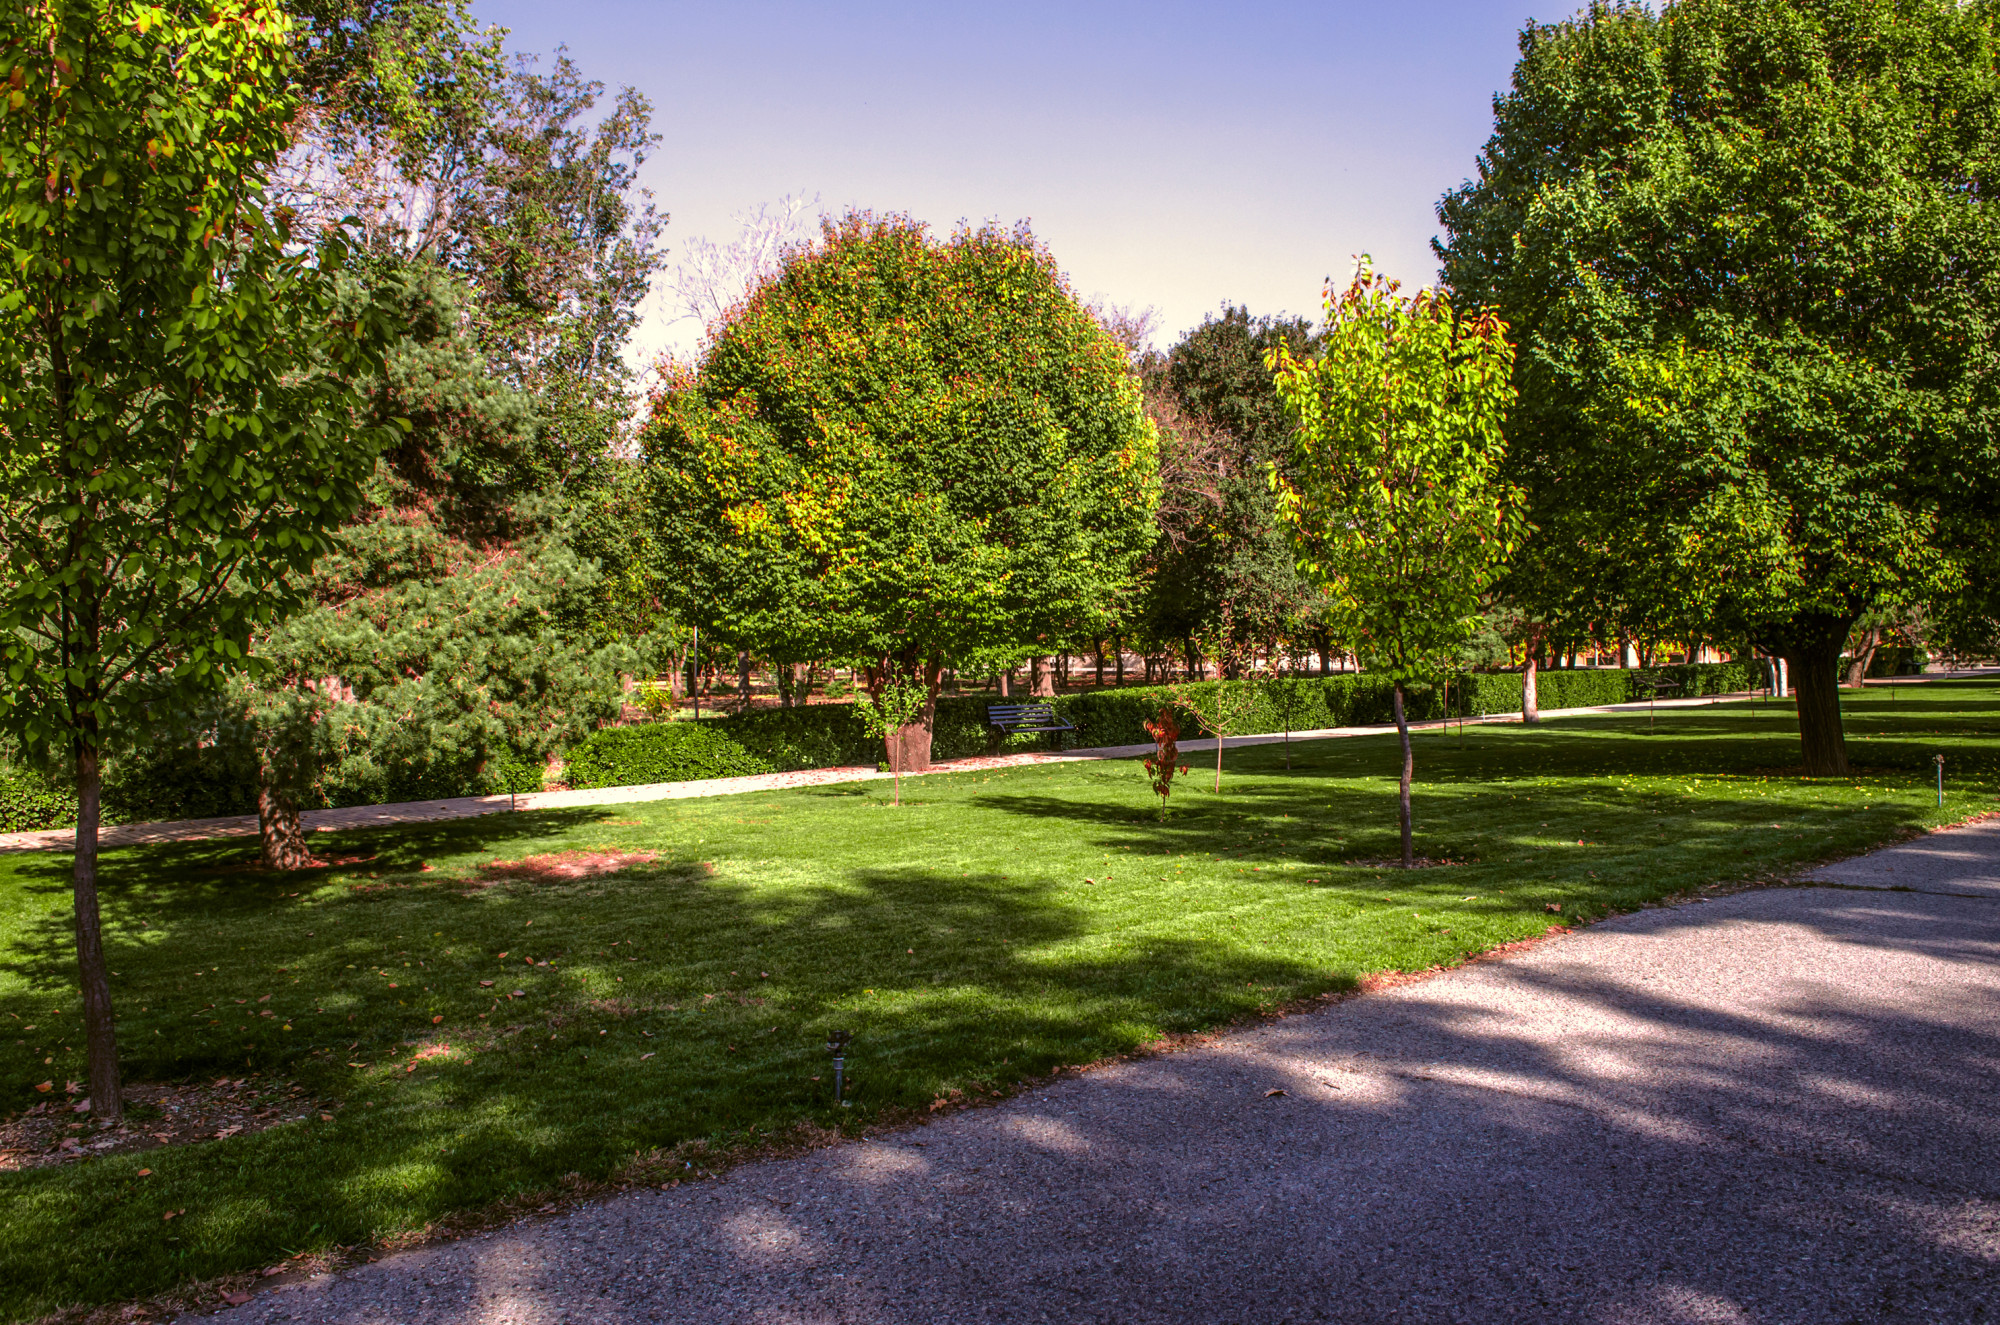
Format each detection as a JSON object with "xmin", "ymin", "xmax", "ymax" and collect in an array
[
  {"xmin": 1171, "ymin": 622, "xmax": 1267, "ymax": 793},
  {"xmin": 852, "ymin": 671, "xmax": 930, "ymax": 806},
  {"xmin": 1139, "ymin": 706, "xmax": 1191, "ymax": 819},
  {"xmin": 1269, "ymin": 262, "xmax": 1522, "ymax": 868},
  {"xmin": 0, "ymin": 1, "xmax": 397, "ymax": 1122}
]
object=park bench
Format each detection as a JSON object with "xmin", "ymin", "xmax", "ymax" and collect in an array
[{"xmin": 985, "ymin": 702, "xmax": 1075, "ymax": 753}]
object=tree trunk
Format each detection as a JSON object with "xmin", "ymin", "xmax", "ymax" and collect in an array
[
  {"xmin": 877, "ymin": 655, "xmax": 945, "ymax": 774},
  {"xmin": 1392, "ymin": 681, "xmax": 1414, "ymax": 869},
  {"xmin": 1094, "ymin": 641, "xmax": 1105, "ymax": 688},
  {"xmin": 1522, "ymin": 627, "xmax": 1542, "ymax": 724},
  {"xmin": 71, "ymin": 738, "xmax": 123, "ymax": 1126},
  {"xmin": 258, "ymin": 776, "xmax": 313, "ymax": 871},
  {"xmin": 737, "ymin": 650, "xmax": 752, "ymax": 705},
  {"xmin": 1115, "ymin": 636, "xmax": 1125, "ymax": 687},
  {"xmin": 1029, "ymin": 656, "xmax": 1055, "ymax": 697},
  {"xmin": 999, "ymin": 667, "xmax": 1013, "ymax": 698},
  {"xmin": 1845, "ymin": 625, "xmax": 1882, "ymax": 688},
  {"xmin": 1784, "ymin": 631, "xmax": 1851, "ymax": 777}
]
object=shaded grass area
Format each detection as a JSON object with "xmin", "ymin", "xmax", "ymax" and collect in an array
[{"xmin": 0, "ymin": 680, "xmax": 1995, "ymax": 1320}]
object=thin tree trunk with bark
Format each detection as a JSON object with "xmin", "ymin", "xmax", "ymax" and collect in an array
[
  {"xmin": 71, "ymin": 738, "xmax": 123, "ymax": 1125},
  {"xmin": 1522, "ymin": 626, "xmax": 1543, "ymax": 724},
  {"xmin": 1392, "ymin": 681, "xmax": 1414, "ymax": 869},
  {"xmin": 1029, "ymin": 656, "xmax": 1054, "ymax": 696},
  {"xmin": 1845, "ymin": 625, "xmax": 1882, "ymax": 688}
]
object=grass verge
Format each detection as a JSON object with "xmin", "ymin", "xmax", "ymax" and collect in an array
[{"xmin": 1, "ymin": 679, "xmax": 1996, "ymax": 1321}]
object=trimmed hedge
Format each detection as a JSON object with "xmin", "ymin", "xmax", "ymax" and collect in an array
[{"xmin": 563, "ymin": 721, "xmax": 776, "ymax": 789}]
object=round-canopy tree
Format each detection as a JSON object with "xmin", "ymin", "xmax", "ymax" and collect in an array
[
  {"xmin": 1437, "ymin": 0, "xmax": 2000, "ymax": 776},
  {"xmin": 645, "ymin": 213, "xmax": 1159, "ymax": 769}
]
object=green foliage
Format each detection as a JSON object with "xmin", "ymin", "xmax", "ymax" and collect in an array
[
  {"xmin": 644, "ymin": 213, "xmax": 1159, "ymax": 683},
  {"xmin": 0, "ymin": 765, "xmax": 71, "ymax": 834},
  {"xmin": 0, "ymin": 0, "xmax": 399, "ymax": 762},
  {"xmin": 1436, "ymin": 0, "xmax": 2000, "ymax": 770},
  {"xmin": 1143, "ymin": 307, "xmax": 1322, "ymax": 648},
  {"xmin": 562, "ymin": 722, "xmax": 774, "ymax": 790},
  {"xmin": 236, "ymin": 495, "xmax": 632, "ymax": 817},
  {"xmin": 1269, "ymin": 263, "xmax": 1524, "ymax": 683}
]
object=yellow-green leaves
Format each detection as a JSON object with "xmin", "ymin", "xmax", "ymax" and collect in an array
[{"xmin": 1268, "ymin": 261, "xmax": 1523, "ymax": 682}]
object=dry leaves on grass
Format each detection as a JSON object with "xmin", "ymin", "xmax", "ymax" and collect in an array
[
  {"xmin": 0, "ymin": 1077, "xmax": 330, "ymax": 1171},
  {"xmin": 473, "ymin": 850, "xmax": 659, "ymax": 885}
]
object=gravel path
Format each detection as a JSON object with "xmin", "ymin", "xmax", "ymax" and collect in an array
[{"xmin": 208, "ymin": 820, "xmax": 2000, "ymax": 1324}]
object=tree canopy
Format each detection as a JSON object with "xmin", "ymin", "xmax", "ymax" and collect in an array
[
  {"xmin": 1436, "ymin": 0, "xmax": 2000, "ymax": 774},
  {"xmin": 1141, "ymin": 306, "xmax": 1322, "ymax": 664},
  {"xmin": 644, "ymin": 213, "xmax": 1159, "ymax": 767}
]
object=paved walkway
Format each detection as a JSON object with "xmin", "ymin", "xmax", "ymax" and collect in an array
[
  {"xmin": 214, "ymin": 820, "xmax": 2000, "ymax": 1324},
  {"xmin": 4, "ymin": 688, "xmax": 1777, "ymax": 854}
]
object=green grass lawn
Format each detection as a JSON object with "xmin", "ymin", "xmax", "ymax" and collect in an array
[{"xmin": 2, "ymin": 680, "xmax": 1996, "ymax": 1320}]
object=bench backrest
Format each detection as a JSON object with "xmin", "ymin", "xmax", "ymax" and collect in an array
[{"xmin": 987, "ymin": 703, "xmax": 1056, "ymax": 721}]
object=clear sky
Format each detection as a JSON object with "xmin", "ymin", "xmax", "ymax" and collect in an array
[{"xmin": 468, "ymin": 1, "xmax": 1558, "ymax": 363}]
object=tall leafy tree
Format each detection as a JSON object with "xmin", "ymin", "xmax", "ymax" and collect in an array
[
  {"xmin": 1437, "ymin": 0, "xmax": 2000, "ymax": 775},
  {"xmin": 1270, "ymin": 265, "xmax": 1522, "ymax": 868},
  {"xmin": 1144, "ymin": 307, "xmax": 1322, "ymax": 660},
  {"xmin": 0, "ymin": 0, "xmax": 396, "ymax": 1122},
  {"xmin": 646, "ymin": 213, "xmax": 1159, "ymax": 769}
]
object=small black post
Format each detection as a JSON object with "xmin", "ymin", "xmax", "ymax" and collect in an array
[{"xmin": 826, "ymin": 1029, "xmax": 852, "ymax": 1106}]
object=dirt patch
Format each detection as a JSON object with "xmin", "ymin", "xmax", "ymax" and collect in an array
[
  {"xmin": 0, "ymin": 1076, "xmax": 330, "ymax": 1173},
  {"xmin": 473, "ymin": 849, "xmax": 658, "ymax": 885}
]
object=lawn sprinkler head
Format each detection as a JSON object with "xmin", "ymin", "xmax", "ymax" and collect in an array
[{"xmin": 825, "ymin": 1029, "xmax": 852, "ymax": 1105}]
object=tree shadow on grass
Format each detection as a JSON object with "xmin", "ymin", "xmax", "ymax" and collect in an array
[{"xmin": 0, "ymin": 849, "xmax": 1337, "ymax": 1319}]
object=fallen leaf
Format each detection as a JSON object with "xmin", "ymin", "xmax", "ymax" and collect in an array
[
  {"xmin": 320, "ymin": 1113, "xmax": 334, "ymax": 1121},
  {"xmin": 262, "ymin": 1266, "xmax": 284, "ymax": 1277},
  {"xmin": 1544, "ymin": 903, "xmax": 1563, "ymax": 914},
  {"xmin": 136, "ymin": 1168, "xmax": 152, "ymax": 1177},
  {"xmin": 419, "ymin": 863, "xmax": 433, "ymax": 872},
  {"xmin": 479, "ymin": 980, "xmax": 495, "ymax": 988},
  {"xmin": 639, "ymin": 1052, "xmax": 655, "ymax": 1060},
  {"xmin": 221, "ymin": 1290, "xmax": 251, "ymax": 1305},
  {"xmin": 1264, "ymin": 1088, "xmax": 1288, "ymax": 1098},
  {"xmin": 215, "ymin": 1126, "xmax": 241, "ymax": 1139},
  {"xmin": 162, "ymin": 1209, "xmax": 183, "ymax": 1221},
  {"xmin": 497, "ymin": 952, "xmax": 508, "ymax": 959},
  {"xmin": 511, "ymin": 990, "xmax": 525, "ymax": 998},
  {"xmin": 257, "ymin": 995, "xmax": 270, "ymax": 1004},
  {"xmin": 432, "ymin": 1015, "xmax": 444, "ymax": 1024},
  {"xmin": 33, "ymin": 1081, "xmax": 51, "ymax": 1093}
]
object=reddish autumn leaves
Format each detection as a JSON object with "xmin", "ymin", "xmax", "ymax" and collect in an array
[{"xmin": 1140, "ymin": 707, "xmax": 1192, "ymax": 819}]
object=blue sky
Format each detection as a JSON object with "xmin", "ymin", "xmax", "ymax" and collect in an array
[{"xmin": 469, "ymin": 1, "xmax": 1560, "ymax": 361}]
